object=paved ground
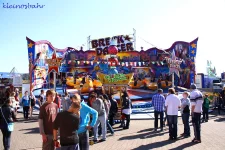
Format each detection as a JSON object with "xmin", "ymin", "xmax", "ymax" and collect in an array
[{"xmin": 1, "ymin": 111, "xmax": 225, "ymax": 150}]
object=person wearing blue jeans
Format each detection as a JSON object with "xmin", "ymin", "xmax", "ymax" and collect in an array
[
  {"xmin": 62, "ymin": 77, "xmax": 67, "ymax": 93},
  {"xmin": 107, "ymin": 121, "xmax": 114, "ymax": 134},
  {"xmin": 21, "ymin": 91, "xmax": 31, "ymax": 119},
  {"xmin": 90, "ymin": 94, "xmax": 107, "ymax": 142},
  {"xmin": 152, "ymin": 89, "xmax": 165, "ymax": 131},
  {"xmin": 99, "ymin": 94, "xmax": 114, "ymax": 135},
  {"xmin": 181, "ymin": 92, "xmax": 191, "ymax": 137},
  {"xmin": 182, "ymin": 113, "xmax": 190, "ymax": 136},
  {"xmin": 167, "ymin": 115, "xmax": 178, "ymax": 139},
  {"xmin": 1, "ymin": 129, "xmax": 12, "ymax": 150},
  {"xmin": 98, "ymin": 120, "xmax": 114, "ymax": 135},
  {"xmin": 190, "ymin": 84, "xmax": 203, "ymax": 143},
  {"xmin": 165, "ymin": 88, "xmax": 181, "ymax": 140},
  {"xmin": 76, "ymin": 95, "xmax": 98, "ymax": 150},
  {"xmin": 154, "ymin": 111, "xmax": 164, "ymax": 130}
]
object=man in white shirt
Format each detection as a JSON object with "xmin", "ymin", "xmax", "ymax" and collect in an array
[
  {"xmin": 165, "ymin": 88, "xmax": 181, "ymax": 140},
  {"xmin": 190, "ymin": 84, "xmax": 203, "ymax": 143}
]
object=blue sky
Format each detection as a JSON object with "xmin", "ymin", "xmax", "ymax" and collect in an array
[{"xmin": 0, "ymin": 0, "xmax": 225, "ymax": 75}]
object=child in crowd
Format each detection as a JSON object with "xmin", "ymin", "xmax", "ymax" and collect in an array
[{"xmin": 180, "ymin": 91, "xmax": 190, "ymax": 137}]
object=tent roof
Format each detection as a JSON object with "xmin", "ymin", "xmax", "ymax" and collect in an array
[{"xmin": 0, "ymin": 72, "xmax": 20, "ymax": 79}]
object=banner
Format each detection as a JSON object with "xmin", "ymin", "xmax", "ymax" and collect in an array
[
  {"xmin": 189, "ymin": 38, "xmax": 198, "ymax": 85},
  {"xmin": 27, "ymin": 38, "xmax": 35, "ymax": 91},
  {"xmin": 26, "ymin": 37, "xmax": 65, "ymax": 91}
]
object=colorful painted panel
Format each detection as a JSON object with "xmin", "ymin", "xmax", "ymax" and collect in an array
[{"xmin": 27, "ymin": 37, "xmax": 198, "ymax": 90}]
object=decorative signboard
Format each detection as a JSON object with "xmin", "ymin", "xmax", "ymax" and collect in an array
[
  {"xmin": 97, "ymin": 72, "xmax": 133, "ymax": 85},
  {"xmin": 104, "ymin": 74, "xmax": 128, "ymax": 83},
  {"xmin": 45, "ymin": 51, "xmax": 62, "ymax": 73},
  {"xmin": 165, "ymin": 50, "xmax": 182, "ymax": 77},
  {"xmin": 27, "ymin": 36, "xmax": 198, "ymax": 89},
  {"xmin": 91, "ymin": 35, "xmax": 134, "ymax": 55}
]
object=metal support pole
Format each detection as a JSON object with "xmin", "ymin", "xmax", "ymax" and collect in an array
[
  {"xmin": 133, "ymin": 28, "xmax": 136, "ymax": 50},
  {"xmin": 119, "ymin": 87, "xmax": 122, "ymax": 107},
  {"xmin": 87, "ymin": 36, "xmax": 91, "ymax": 50},
  {"xmin": 53, "ymin": 72, "xmax": 56, "ymax": 91},
  {"xmin": 172, "ymin": 72, "xmax": 174, "ymax": 88},
  {"xmin": 48, "ymin": 73, "xmax": 50, "ymax": 89}
]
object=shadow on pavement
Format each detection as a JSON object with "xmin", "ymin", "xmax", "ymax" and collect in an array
[
  {"xmin": 132, "ymin": 139, "xmax": 196, "ymax": 150},
  {"xmin": 214, "ymin": 117, "xmax": 225, "ymax": 122},
  {"xmin": 137, "ymin": 128, "xmax": 154, "ymax": 133},
  {"xmin": 131, "ymin": 139, "xmax": 176, "ymax": 150},
  {"xmin": 19, "ymin": 127, "xmax": 39, "ymax": 134},
  {"xmin": 114, "ymin": 128, "xmax": 125, "ymax": 132},
  {"xmin": 169, "ymin": 142, "xmax": 197, "ymax": 150},
  {"xmin": 118, "ymin": 129, "xmax": 168, "ymax": 141},
  {"xmin": 16, "ymin": 119, "xmax": 38, "ymax": 124}
]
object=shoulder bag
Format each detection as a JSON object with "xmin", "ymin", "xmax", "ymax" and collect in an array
[{"xmin": 0, "ymin": 107, "xmax": 14, "ymax": 132}]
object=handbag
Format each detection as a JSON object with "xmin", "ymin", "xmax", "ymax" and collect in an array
[{"xmin": 0, "ymin": 107, "xmax": 14, "ymax": 132}]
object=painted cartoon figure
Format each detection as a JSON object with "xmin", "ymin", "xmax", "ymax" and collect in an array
[{"xmin": 108, "ymin": 57, "xmax": 119, "ymax": 67}]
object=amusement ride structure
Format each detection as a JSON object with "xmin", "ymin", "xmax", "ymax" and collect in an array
[{"xmin": 26, "ymin": 35, "xmax": 198, "ymax": 103}]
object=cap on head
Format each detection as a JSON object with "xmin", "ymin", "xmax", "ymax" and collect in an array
[{"xmin": 190, "ymin": 84, "xmax": 197, "ymax": 89}]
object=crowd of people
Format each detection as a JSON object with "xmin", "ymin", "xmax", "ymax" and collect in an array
[
  {"xmin": 152, "ymin": 84, "xmax": 224, "ymax": 144},
  {"xmin": 37, "ymin": 88, "xmax": 132, "ymax": 150},
  {"xmin": 0, "ymin": 83, "xmax": 225, "ymax": 150}
]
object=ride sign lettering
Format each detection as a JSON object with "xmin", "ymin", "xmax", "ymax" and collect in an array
[
  {"xmin": 104, "ymin": 74, "xmax": 127, "ymax": 83},
  {"xmin": 91, "ymin": 35, "xmax": 134, "ymax": 55}
]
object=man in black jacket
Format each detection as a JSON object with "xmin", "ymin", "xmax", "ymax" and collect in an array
[{"xmin": 108, "ymin": 94, "xmax": 118, "ymax": 126}]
